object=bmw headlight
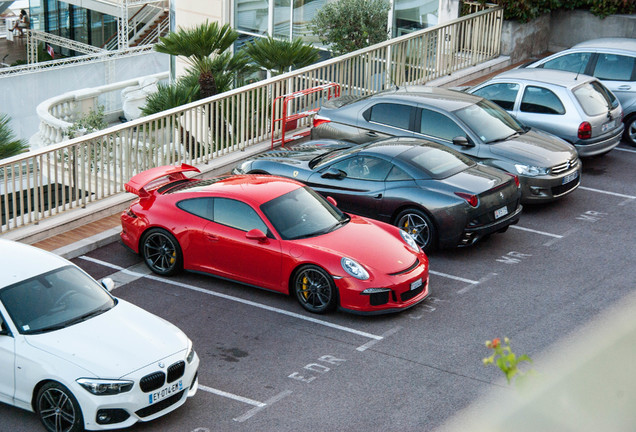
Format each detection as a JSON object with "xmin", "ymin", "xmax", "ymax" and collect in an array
[
  {"xmin": 341, "ymin": 257, "xmax": 369, "ymax": 280},
  {"xmin": 187, "ymin": 343, "xmax": 196, "ymax": 364},
  {"xmin": 514, "ymin": 164, "xmax": 548, "ymax": 176},
  {"xmin": 400, "ymin": 229, "xmax": 420, "ymax": 251},
  {"xmin": 77, "ymin": 378, "xmax": 134, "ymax": 395}
]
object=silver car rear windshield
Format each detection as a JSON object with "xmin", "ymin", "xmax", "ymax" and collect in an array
[
  {"xmin": 573, "ymin": 81, "xmax": 619, "ymax": 116},
  {"xmin": 455, "ymin": 100, "xmax": 524, "ymax": 144}
]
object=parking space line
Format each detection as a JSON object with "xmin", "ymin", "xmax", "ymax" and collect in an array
[
  {"xmin": 578, "ymin": 186, "xmax": 636, "ymax": 200},
  {"xmin": 428, "ymin": 270, "xmax": 478, "ymax": 285},
  {"xmin": 199, "ymin": 385, "xmax": 266, "ymax": 407},
  {"xmin": 615, "ymin": 147, "xmax": 636, "ymax": 154},
  {"xmin": 356, "ymin": 326, "xmax": 401, "ymax": 352},
  {"xmin": 79, "ymin": 256, "xmax": 384, "ymax": 341},
  {"xmin": 510, "ymin": 225, "xmax": 563, "ymax": 238},
  {"xmin": 233, "ymin": 390, "xmax": 293, "ymax": 422},
  {"xmin": 457, "ymin": 272, "xmax": 498, "ymax": 295}
]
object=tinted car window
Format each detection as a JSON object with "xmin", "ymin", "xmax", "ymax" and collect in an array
[
  {"xmin": 472, "ymin": 83, "xmax": 520, "ymax": 110},
  {"xmin": 419, "ymin": 109, "xmax": 465, "ymax": 141},
  {"xmin": 593, "ymin": 53, "xmax": 635, "ymax": 81},
  {"xmin": 330, "ymin": 156, "xmax": 392, "ymax": 180},
  {"xmin": 520, "ymin": 86, "xmax": 565, "ymax": 115},
  {"xmin": 177, "ymin": 198, "xmax": 213, "ymax": 220},
  {"xmin": 573, "ymin": 81, "xmax": 617, "ymax": 116},
  {"xmin": 541, "ymin": 52, "xmax": 591, "ymax": 73},
  {"xmin": 214, "ymin": 198, "xmax": 268, "ymax": 233},
  {"xmin": 400, "ymin": 145, "xmax": 475, "ymax": 179},
  {"xmin": 454, "ymin": 100, "xmax": 524, "ymax": 143},
  {"xmin": 367, "ymin": 103, "xmax": 412, "ymax": 130},
  {"xmin": 386, "ymin": 165, "xmax": 412, "ymax": 181}
]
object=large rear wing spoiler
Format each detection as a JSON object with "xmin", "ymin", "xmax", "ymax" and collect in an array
[{"xmin": 124, "ymin": 164, "xmax": 201, "ymax": 197}]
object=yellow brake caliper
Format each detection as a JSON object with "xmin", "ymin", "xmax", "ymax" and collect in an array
[{"xmin": 302, "ymin": 276, "xmax": 309, "ymax": 299}]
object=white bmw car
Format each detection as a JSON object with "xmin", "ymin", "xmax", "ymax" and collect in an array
[{"xmin": 0, "ymin": 239, "xmax": 199, "ymax": 431}]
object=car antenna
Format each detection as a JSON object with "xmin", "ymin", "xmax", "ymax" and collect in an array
[{"xmin": 574, "ymin": 58, "xmax": 584, "ymax": 81}]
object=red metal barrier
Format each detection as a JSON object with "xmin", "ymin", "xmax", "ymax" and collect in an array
[{"xmin": 271, "ymin": 83, "xmax": 341, "ymax": 148}]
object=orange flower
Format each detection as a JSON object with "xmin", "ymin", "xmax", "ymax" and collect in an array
[{"xmin": 491, "ymin": 338, "xmax": 501, "ymax": 348}]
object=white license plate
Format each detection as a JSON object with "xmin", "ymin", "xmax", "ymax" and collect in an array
[
  {"xmin": 149, "ymin": 380, "xmax": 183, "ymax": 405},
  {"xmin": 602, "ymin": 119, "xmax": 616, "ymax": 132},
  {"xmin": 410, "ymin": 278, "xmax": 422, "ymax": 291},
  {"xmin": 494, "ymin": 206, "xmax": 508, "ymax": 219},
  {"xmin": 562, "ymin": 170, "xmax": 578, "ymax": 185}
]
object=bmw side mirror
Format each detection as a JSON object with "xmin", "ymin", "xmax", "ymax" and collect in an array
[
  {"xmin": 321, "ymin": 168, "xmax": 346, "ymax": 180},
  {"xmin": 453, "ymin": 136, "xmax": 474, "ymax": 147},
  {"xmin": 101, "ymin": 278, "xmax": 115, "ymax": 292},
  {"xmin": 246, "ymin": 229, "xmax": 268, "ymax": 243}
]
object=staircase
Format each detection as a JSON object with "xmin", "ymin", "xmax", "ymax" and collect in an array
[{"xmin": 102, "ymin": 2, "xmax": 169, "ymax": 50}]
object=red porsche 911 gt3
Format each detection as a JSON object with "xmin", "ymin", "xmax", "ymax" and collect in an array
[{"xmin": 120, "ymin": 164, "xmax": 429, "ymax": 314}]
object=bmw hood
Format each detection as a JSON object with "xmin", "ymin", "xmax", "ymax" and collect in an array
[
  {"xmin": 26, "ymin": 300, "xmax": 189, "ymax": 377},
  {"xmin": 299, "ymin": 215, "xmax": 421, "ymax": 275},
  {"xmin": 489, "ymin": 129, "xmax": 577, "ymax": 166}
]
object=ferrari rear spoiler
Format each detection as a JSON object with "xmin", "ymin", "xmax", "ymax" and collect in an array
[{"xmin": 125, "ymin": 164, "xmax": 201, "ymax": 197}]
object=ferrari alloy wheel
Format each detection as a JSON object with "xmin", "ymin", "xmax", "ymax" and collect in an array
[
  {"xmin": 395, "ymin": 208, "xmax": 436, "ymax": 252},
  {"xmin": 141, "ymin": 228, "xmax": 182, "ymax": 276},
  {"xmin": 293, "ymin": 265, "xmax": 337, "ymax": 314},
  {"xmin": 624, "ymin": 114, "xmax": 636, "ymax": 147},
  {"xmin": 36, "ymin": 382, "xmax": 84, "ymax": 432}
]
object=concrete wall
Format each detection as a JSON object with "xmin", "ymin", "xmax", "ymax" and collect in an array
[{"xmin": 501, "ymin": 10, "xmax": 636, "ymax": 63}]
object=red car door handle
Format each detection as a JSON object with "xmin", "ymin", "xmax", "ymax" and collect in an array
[{"xmin": 206, "ymin": 233, "xmax": 219, "ymax": 241}]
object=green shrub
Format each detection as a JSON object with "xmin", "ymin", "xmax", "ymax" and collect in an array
[{"xmin": 470, "ymin": 0, "xmax": 635, "ymax": 22}]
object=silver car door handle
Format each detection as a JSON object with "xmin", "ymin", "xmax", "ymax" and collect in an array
[
  {"xmin": 617, "ymin": 85, "xmax": 631, "ymax": 90},
  {"xmin": 366, "ymin": 131, "xmax": 378, "ymax": 137}
]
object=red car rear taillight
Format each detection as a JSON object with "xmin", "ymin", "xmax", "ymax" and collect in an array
[
  {"xmin": 578, "ymin": 121, "xmax": 592, "ymax": 139},
  {"xmin": 507, "ymin": 173, "xmax": 520, "ymax": 187},
  {"xmin": 455, "ymin": 192, "xmax": 479, "ymax": 207},
  {"xmin": 313, "ymin": 115, "xmax": 331, "ymax": 128}
]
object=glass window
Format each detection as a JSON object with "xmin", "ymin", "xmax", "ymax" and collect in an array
[
  {"xmin": 454, "ymin": 100, "xmax": 524, "ymax": 144},
  {"xmin": 0, "ymin": 266, "xmax": 115, "ymax": 335},
  {"xmin": 419, "ymin": 109, "xmax": 465, "ymax": 141},
  {"xmin": 260, "ymin": 187, "xmax": 347, "ymax": 240},
  {"xmin": 236, "ymin": 0, "xmax": 269, "ymax": 34},
  {"xmin": 386, "ymin": 165, "xmax": 412, "ymax": 181},
  {"xmin": 472, "ymin": 83, "xmax": 519, "ymax": 110},
  {"xmin": 329, "ymin": 156, "xmax": 392, "ymax": 180},
  {"xmin": 214, "ymin": 198, "xmax": 269, "ymax": 233},
  {"xmin": 400, "ymin": 145, "xmax": 474, "ymax": 179},
  {"xmin": 593, "ymin": 54, "xmax": 636, "ymax": 81},
  {"xmin": 541, "ymin": 52, "xmax": 591, "ymax": 74},
  {"xmin": 178, "ymin": 198, "xmax": 214, "ymax": 220},
  {"xmin": 573, "ymin": 81, "xmax": 616, "ymax": 116},
  {"xmin": 367, "ymin": 103, "xmax": 412, "ymax": 130},
  {"xmin": 394, "ymin": 0, "xmax": 438, "ymax": 36},
  {"xmin": 520, "ymin": 86, "xmax": 565, "ymax": 115}
]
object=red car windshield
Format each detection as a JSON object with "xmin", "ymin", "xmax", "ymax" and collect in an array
[{"xmin": 261, "ymin": 187, "xmax": 349, "ymax": 240}]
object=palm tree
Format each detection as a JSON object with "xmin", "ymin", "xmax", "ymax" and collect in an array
[
  {"xmin": 0, "ymin": 114, "xmax": 29, "ymax": 160},
  {"xmin": 243, "ymin": 36, "xmax": 321, "ymax": 75},
  {"xmin": 154, "ymin": 21, "xmax": 239, "ymax": 99}
]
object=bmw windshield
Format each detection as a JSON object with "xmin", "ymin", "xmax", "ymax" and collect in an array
[
  {"xmin": 455, "ymin": 99, "xmax": 525, "ymax": 144},
  {"xmin": 261, "ymin": 187, "xmax": 349, "ymax": 240},
  {"xmin": 0, "ymin": 266, "xmax": 116, "ymax": 335}
]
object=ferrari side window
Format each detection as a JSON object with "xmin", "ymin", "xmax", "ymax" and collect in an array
[
  {"xmin": 214, "ymin": 198, "xmax": 269, "ymax": 234},
  {"xmin": 177, "ymin": 198, "xmax": 214, "ymax": 220},
  {"xmin": 329, "ymin": 156, "xmax": 392, "ymax": 181}
]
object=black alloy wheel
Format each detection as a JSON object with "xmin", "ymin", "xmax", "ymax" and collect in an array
[
  {"xmin": 141, "ymin": 228, "xmax": 183, "ymax": 276},
  {"xmin": 36, "ymin": 382, "xmax": 84, "ymax": 432},
  {"xmin": 395, "ymin": 208, "xmax": 436, "ymax": 252},
  {"xmin": 624, "ymin": 114, "xmax": 636, "ymax": 147},
  {"xmin": 293, "ymin": 265, "xmax": 337, "ymax": 313}
]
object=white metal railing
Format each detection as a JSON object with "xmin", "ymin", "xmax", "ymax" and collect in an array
[
  {"xmin": 0, "ymin": 7, "xmax": 503, "ymax": 233},
  {"xmin": 36, "ymin": 72, "xmax": 170, "ymax": 146}
]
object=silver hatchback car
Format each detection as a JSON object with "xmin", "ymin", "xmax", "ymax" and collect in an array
[
  {"xmin": 523, "ymin": 37, "xmax": 636, "ymax": 146},
  {"xmin": 468, "ymin": 68, "xmax": 624, "ymax": 157}
]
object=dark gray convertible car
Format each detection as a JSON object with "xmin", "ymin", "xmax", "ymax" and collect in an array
[
  {"xmin": 310, "ymin": 86, "xmax": 581, "ymax": 204},
  {"xmin": 234, "ymin": 137, "xmax": 522, "ymax": 252}
]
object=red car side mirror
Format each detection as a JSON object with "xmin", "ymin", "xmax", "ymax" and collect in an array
[
  {"xmin": 327, "ymin": 196, "xmax": 337, "ymax": 207},
  {"xmin": 246, "ymin": 229, "xmax": 268, "ymax": 243}
]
